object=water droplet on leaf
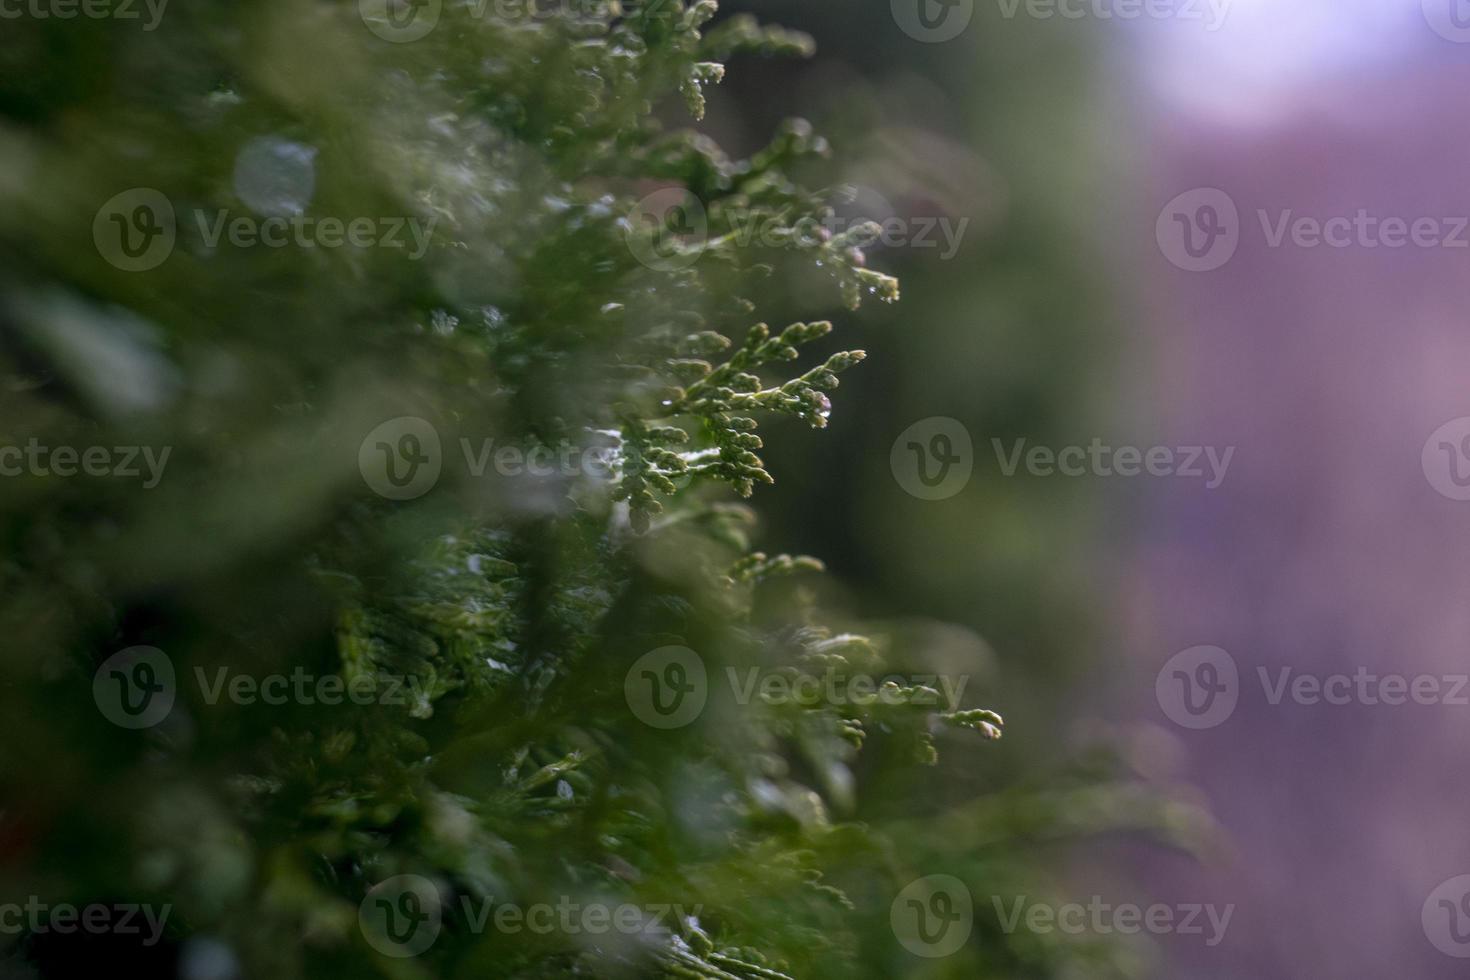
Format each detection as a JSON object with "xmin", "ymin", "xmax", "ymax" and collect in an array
[{"xmin": 232, "ymin": 136, "xmax": 317, "ymax": 217}]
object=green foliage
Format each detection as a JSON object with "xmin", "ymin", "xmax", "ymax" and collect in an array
[{"xmin": 0, "ymin": 3, "xmax": 1199, "ymax": 979}]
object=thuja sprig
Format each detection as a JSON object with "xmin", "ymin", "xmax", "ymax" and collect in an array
[
  {"xmin": 611, "ymin": 418, "xmax": 694, "ymax": 533},
  {"xmin": 700, "ymin": 13, "xmax": 817, "ymax": 62},
  {"xmin": 682, "ymin": 61, "xmax": 727, "ymax": 120},
  {"xmin": 727, "ymin": 552, "xmax": 826, "ymax": 585},
  {"xmin": 825, "ymin": 226, "xmax": 902, "ymax": 311},
  {"xmin": 608, "ymin": 321, "xmax": 865, "ymax": 528},
  {"xmin": 664, "ymin": 928, "xmax": 797, "ymax": 980},
  {"xmin": 941, "ymin": 708, "xmax": 1006, "ymax": 741},
  {"xmin": 643, "ymin": 321, "xmax": 864, "ymax": 503},
  {"xmin": 671, "ymin": 321, "xmax": 864, "ymax": 421},
  {"xmin": 729, "ymin": 620, "xmax": 1006, "ymax": 764},
  {"xmin": 621, "ymin": 0, "xmax": 733, "ymax": 122}
]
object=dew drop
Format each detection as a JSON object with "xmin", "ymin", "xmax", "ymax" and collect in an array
[
  {"xmin": 180, "ymin": 937, "xmax": 240, "ymax": 980},
  {"xmin": 481, "ymin": 305, "xmax": 507, "ymax": 331},
  {"xmin": 232, "ymin": 136, "xmax": 317, "ymax": 217}
]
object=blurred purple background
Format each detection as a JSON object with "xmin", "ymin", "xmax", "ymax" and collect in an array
[{"xmin": 1121, "ymin": 1, "xmax": 1470, "ymax": 975}]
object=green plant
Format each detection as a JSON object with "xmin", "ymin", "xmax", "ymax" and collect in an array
[{"xmin": 0, "ymin": 3, "xmax": 1199, "ymax": 978}]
